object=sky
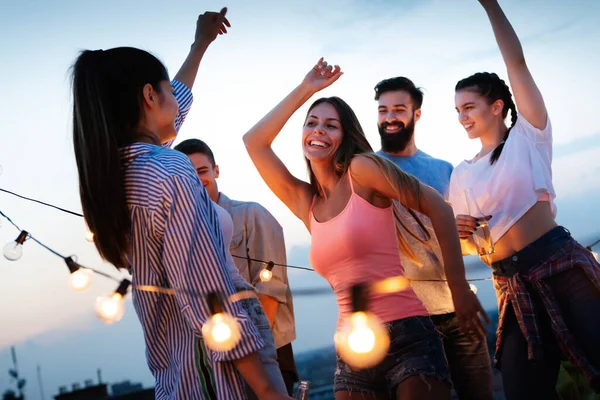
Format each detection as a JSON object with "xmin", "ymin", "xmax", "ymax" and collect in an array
[{"xmin": 0, "ymin": 0, "xmax": 599, "ymax": 398}]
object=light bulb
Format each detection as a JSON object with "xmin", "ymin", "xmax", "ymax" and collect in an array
[
  {"xmin": 95, "ymin": 279, "xmax": 130, "ymax": 324},
  {"xmin": 592, "ymin": 252, "xmax": 599, "ymax": 262},
  {"xmin": 95, "ymin": 293, "xmax": 125, "ymax": 324},
  {"xmin": 3, "ymin": 231, "xmax": 28, "ymax": 261},
  {"xmin": 3, "ymin": 242, "xmax": 22, "ymax": 261},
  {"xmin": 372, "ymin": 276, "xmax": 410, "ymax": 294},
  {"xmin": 334, "ymin": 311, "xmax": 390, "ymax": 369},
  {"xmin": 259, "ymin": 268, "xmax": 273, "ymax": 282},
  {"xmin": 201, "ymin": 312, "xmax": 241, "ymax": 351},
  {"xmin": 469, "ymin": 283, "xmax": 478, "ymax": 294},
  {"xmin": 84, "ymin": 227, "xmax": 94, "ymax": 243},
  {"xmin": 69, "ymin": 268, "xmax": 93, "ymax": 292}
]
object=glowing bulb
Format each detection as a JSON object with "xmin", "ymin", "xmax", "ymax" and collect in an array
[
  {"xmin": 3, "ymin": 231, "xmax": 28, "ymax": 261},
  {"xmin": 202, "ymin": 312, "xmax": 241, "ymax": 351},
  {"xmin": 334, "ymin": 311, "xmax": 390, "ymax": 369},
  {"xmin": 259, "ymin": 268, "xmax": 273, "ymax": 282},
  {"xmin": 84, "ymin": 227, "xmax": 94, "ymax": 243},
  {"xmin": 69, "ymin": 268, "xmax": 93, "ymax": 292},
  {"xmin": 372, "ymin": 276, "xmax": 410, "ymax": 294},
  {"xmin": 592, "ymin": 252, "xmax": 599, "ymax": 262},
  {"xmin": 95, "ymin": 293, "xmax": 125, "ymax": 323},
  {"xmin": 469, "ymin": 283, "xmax": 478, "ymax": 294},
  {"xmin": 95, "ymin": 280, "xmax": 130, "ymax": 324}
]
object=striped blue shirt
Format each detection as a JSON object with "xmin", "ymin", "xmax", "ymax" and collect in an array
[{"xmin": 121, "ymin": 80, "xmax": 264, "ymax": 399}]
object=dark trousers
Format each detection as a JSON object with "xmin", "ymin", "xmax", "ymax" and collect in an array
[
  {"xmin": 277, "ymin": 342, "xmax": 299, "ymax": 396},
  {"xmin": 493, "ymin": 228, "xmax": 600, "ymax": 399},
  {"xmin": 431, "ymin": 312, "xmax": 494, "ymax": 400}
]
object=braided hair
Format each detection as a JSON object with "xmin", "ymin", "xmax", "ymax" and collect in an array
[{"xmin": 455, "ymin": 72, "xmax": 517, "ymax": 165}]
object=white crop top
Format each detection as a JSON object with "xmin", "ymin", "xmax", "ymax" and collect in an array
[
  {"xmin": 448, "ymin": 114, "xmax": 556, "ymax": 244},
  {"xmin": 213, "ymin": 202, "xmax": 254, "ymax": 291}
]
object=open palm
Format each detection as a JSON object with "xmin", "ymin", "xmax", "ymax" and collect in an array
[{"xmin": 302, "ymin": 58, "xmax": 343, "ymax": 93}]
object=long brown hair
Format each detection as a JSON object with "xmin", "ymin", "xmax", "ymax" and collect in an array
[
  {"xmin": 72, "ymin": 47, "xmax": 169, "ymax": 269},
  {"xmin": 304, "ymin": 97, "xmax": 430, "ymax": 263}
]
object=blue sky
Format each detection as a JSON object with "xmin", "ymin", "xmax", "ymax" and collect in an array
[{"xmin": 1, "ymin": 0, "xmax": 599, "ymax": 398}]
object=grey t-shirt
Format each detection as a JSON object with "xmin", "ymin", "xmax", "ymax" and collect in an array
[{"xmin": 377, "ymin": 150, "xmax": 455, "ymax": 315}]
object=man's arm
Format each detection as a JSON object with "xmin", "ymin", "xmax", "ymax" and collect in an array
[{"xmin": 246, "ymin": 203, "xmax": 289, "ymax": 327}]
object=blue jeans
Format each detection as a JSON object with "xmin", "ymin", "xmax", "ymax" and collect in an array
[
  {"xmin": 431, "ymin": 312, "xmax": 494, "ymax": 400},
  {"xmin": 334, "ymin": 316, "xmax": 450, "ymax": 397},
  {"xmin": 240, "ymin": 297, "xmax": 288, "ymax": 399}
]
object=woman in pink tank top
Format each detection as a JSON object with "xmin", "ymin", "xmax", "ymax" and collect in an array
[{"xmin": 243, "ymin": 59, "xmax": 489, "ymax": 400}]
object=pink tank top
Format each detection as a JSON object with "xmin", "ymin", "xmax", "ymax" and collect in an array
[{"xmin": 308, "ymin": 174, "xmax": 428, "ymax": 328}]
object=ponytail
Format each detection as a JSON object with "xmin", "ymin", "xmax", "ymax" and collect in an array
[{"xmin": 71, "ymin": 47, "xmax": 168, "ymax": 268}]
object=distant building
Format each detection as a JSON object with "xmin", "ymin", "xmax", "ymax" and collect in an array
[
  {"xmin": 110, "ymin": 381, "xmax": 143, "ymax": 396},
  {"xmin": 53, "ymin": 379, "xmax": 152, "ymax": 400},
  {"xmin": 54, "ymin": 382, "xmax": 108, "ymax": 400}
]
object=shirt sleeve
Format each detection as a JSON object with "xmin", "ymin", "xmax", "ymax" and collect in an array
[
  {"xmin": 157, "ymin": 174, "xmax": 264, "ymax": 362},
  {"xmin": 513, "ymin": 113, "xmax": 552, "ymax": 143},
  {"xmin": 162, "ymin": 79, "xmax": 194, "ymax": 149},
  {"xmin": 246, "ymin": 204, "xmax": 290, "ymax": 303}
]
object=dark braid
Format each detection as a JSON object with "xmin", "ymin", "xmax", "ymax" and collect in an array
[{"xmin": 456, "ymin": 72, "xmax": 518, "ymax": 165}]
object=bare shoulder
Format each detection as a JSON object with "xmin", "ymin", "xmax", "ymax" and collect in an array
[{"xmin": 349, "ymin": 154, "xmax": 382, "ymax": 178}]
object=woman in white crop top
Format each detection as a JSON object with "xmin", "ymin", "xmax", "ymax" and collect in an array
[{"xmin": 448, "ymin": 1, "xmax": 600, "ymax": 399}]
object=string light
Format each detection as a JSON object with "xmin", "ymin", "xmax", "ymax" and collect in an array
[
  {"xmin": 95, "ymin": 280, "xmax": 130, "ymax": 324},
  {"xmin": 259, "ymin": 261, "xmax": 274, "ymax": 282},
  {"xmin": 65, "ymin": 256, "xmax": 93, "ymax": 292},
  {"xmin": 84, "ymin": 226, "xmax": 94, "ymax": 243},
  {"xmin": 469, "ymin": 283, "xmax": 478, "ymax": 294},
  {"xmin": 3, "ymin": 231, "xmax": 28, "ymax": 261},
  {"xmin": 334, "ymin": 284, "xmax": 390, "ymax": 369},
  {"xmin": 371, "ymin": 276, "xmax": 410, "ymax": 294},
  {"xmin": 201, "ymin": 293, "xmax": 241, "ymax": 352}
]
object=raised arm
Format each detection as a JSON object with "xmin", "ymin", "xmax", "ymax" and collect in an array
[
  {"xmin": 174, "ymin": 8, "xmax": 230, "ymax": 89},
  {"xmin": 349, "ymin": 155, "xmax": 490, "ymax": 338},
  {"xmin": 479, "ymin": 0, "xmax": 547, "ymax": 129},
  {"xmin": 243, "ymin": 59, "xmax": 343, "ymax": 223}
]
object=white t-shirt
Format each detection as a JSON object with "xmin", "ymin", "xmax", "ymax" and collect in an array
[
  {"xmin": 448, "ymin": 114, "xmax": 556, "ymax": 243},
  {"xmin": 213, "ymin": 202, "xmax": 254, "ymax": 291}
]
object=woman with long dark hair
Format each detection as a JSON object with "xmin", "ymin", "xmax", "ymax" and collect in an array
[
  {"xmin": 449, "ymin": 1, "xmax": 600, "ymax": 399},
  {"xmin": 71, "ymin": 9, "xmax": 291, "ymax": 400},
  {"xmin": 243, "ymin": 59, "xmax": 489, "ymax": 400}
]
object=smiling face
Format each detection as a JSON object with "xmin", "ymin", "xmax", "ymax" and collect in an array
[
  {"xmin": 187, "ymin": 152, "xmax": 220, "ymax": 202},
  {"xmin": 455, "ymin": 88, "xmax": 504, "ymax": 140},
  {"xmin": 302, "ymin": 102, "xmax": 344, "ymax": 163},
  {"xmin": 376, "ymin": 90, "xmax": 421, "ymax": 153}
]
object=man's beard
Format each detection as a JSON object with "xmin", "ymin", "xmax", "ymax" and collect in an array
[{"xmin": 378, "ymin": 116, "xmax": 415, "ymax": 153}]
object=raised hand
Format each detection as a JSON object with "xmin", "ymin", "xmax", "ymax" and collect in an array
[
  {"xmin": 301, "ymin": 58, "xmax": 343, "ymax": 93},
  {"xmin": 194, "ymin": 7, "xmax": 231, "ymax": 46}
]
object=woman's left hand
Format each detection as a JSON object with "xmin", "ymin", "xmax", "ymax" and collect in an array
[{"xmin": 451, "ymin": 282, "xmax": 491, "ymax": 339}]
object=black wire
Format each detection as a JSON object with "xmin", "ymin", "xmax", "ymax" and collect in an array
[
  {"xmin": 1, "ymin": 186, "xmax": 598, "ymax": 279},
  {"xmin": 231, "ymin": 254, "xmax": 316, "ymax": 272},
  {"xmin": 0, "ymin": 188, "xmax": 83, "ymax": 217}
]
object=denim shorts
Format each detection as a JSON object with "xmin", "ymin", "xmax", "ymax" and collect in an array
[{"xmin": 334, "ymin": 315, "xmax": 450, "ymax": 396}]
